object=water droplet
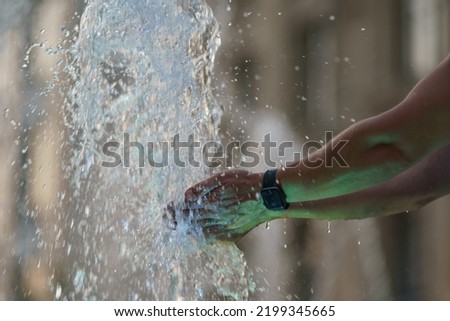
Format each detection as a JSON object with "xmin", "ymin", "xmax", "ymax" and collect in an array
[
  {"xmin": 73, "ymin": 269, "xmax": 85, "ymax": 294},
  {"xmin": 265, "ymin": 222, "xmax": 270, "ymax": 230},
  {"xmin": 55, "ymin": 283, "xmax": 62, "ymax": 299},
  {"xmin": 327, "ymin": 220, "xmax": 331, "ymax": 233},
  {"xmin": 195, "ymin": 288, "xmax": 204, "ymax": 299},
  {"xmin": 61, "ymin": 26, "xmax": 70, "ymax": 37},
  {"xmin": 361, "ymin": 27, "xmax": 366, "ymax": 31},
  {"xmin": 3, "ymin": 108, "xmax": 9, "ymax": 118},
  {"xmin": 329, "ymin": 15, "xmax": 335, "ymax": 21}
]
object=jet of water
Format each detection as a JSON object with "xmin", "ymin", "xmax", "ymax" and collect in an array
[{"xmin": 63, "ymin": 0, "xmax": 254, "ymax": 300}]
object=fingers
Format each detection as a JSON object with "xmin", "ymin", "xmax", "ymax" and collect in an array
[
  {"xmin": 184, "ymin": 169, "xmax": 260, "ymax": 207},
  {"xmin": 164, "ymin": 200, "xmax": 217, "ymax": 224},
  {"xmin": 183, "ymin": 169, "xmax": 251, "ymax": 202},
  {"xmin": 163, "ymin": 202, "xmax": 177, "ymax": 230},
  {"xmin": 184, "ymin": 175, "xmax": 222, "ymax": 203},
  {"xmin": 193, "ymin": 210, "xmax": 236, "ymax": 225},
  {"xmin": 185, "ymin": 182, "xmax": 258, "ymax": 206},
  {"xmin": 163, "ymin": 205, "xmax": 186, "ymax": 230},
  {"xmin": 203, "ymin": 226, "xmax": 242, "ymax": 242},
  {"xmin": 200, "ymin": 193, "xmax": 254, "ymax": 208},
  {"xmin": 164, "ymin": 201, "xmax": 245, "ymax": 241}
]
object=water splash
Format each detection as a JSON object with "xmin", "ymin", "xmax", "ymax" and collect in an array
[{"xmin": 63, "ymin": 0, "xmax": 253, "ymax": 300}]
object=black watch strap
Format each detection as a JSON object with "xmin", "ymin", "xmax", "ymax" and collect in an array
[
  {"xmin": 261, "ymin": 169, "xmax": 290, "ymax": 210},
  {"xmin": 263, "ymin": 168, "xmax": 277, "ymax": 189}
]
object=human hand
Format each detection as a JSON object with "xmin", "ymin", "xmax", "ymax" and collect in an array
[
  {"xmin": 164, "ymin": 169, "xmax": 277, "ymax": 241},
  {"xmin": 184, "ymin": 169, "xmax": 263, "ymax": 207}
]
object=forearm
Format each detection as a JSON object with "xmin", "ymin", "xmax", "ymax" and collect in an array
[
  {"xmin": 275, "ymin": 145, "xmax": 450, "ymax": 220},
  {"xmin": 278, "ymin": 118, "xmax": 413, "ymax": 202},
  {"xmin": 284, "ymin": 186, "xmax": 416, "ymax": 221}
]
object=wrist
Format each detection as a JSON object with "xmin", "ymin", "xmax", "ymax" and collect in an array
[
  {"xmin": 243, "ymin": 171, "xmax": 264, "ymax": 201},
  {"xmin": 260, "ymin": 169, "xmax": 290, "ymax": 211},
  {"xmin": 276, "ymin": 166, "xmax": 303, "ymax": 202}
]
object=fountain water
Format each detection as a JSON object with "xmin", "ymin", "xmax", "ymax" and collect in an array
[{"xmin": 61, "ymin": 0, "xmax": 254, "ymax": 300}]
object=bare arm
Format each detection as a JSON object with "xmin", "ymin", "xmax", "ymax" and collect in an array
[
  {"xmin": 176, "ymin": 145, "xmax": 450, "ymax": 240},
  {"xmin": 286, "ymin": 145, "xmax": 450, "ymax": 220},
  {"xmin": 279, "ymin": 54, "xmax": 450, "ymax": 202}
]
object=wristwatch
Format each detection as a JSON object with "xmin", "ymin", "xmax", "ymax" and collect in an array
[{"xmin": 261, "ymin": 169, "xmax": 290, "ymax": 211}]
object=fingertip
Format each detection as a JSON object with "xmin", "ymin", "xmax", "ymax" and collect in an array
[
  {"xmin": 184, "ymin": 188, "xmax": 197, "ymax": 203},
  {"xmin": 163, "ymin": 206, "xmax": 177, "ymax": 230}
]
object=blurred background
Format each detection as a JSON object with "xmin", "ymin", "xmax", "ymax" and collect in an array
[{"xmin": 1, "ymin": 0, "xmax": 449, "ymax": 300}]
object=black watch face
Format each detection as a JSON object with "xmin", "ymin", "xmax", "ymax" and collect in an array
[{"xmin": 261, "ymin": 187, "xmax": 287, "ymax": 211}]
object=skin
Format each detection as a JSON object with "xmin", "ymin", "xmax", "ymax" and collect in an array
[{"xmin": 165, "ymin": 54, "xmax": 450, "ymax": 241}]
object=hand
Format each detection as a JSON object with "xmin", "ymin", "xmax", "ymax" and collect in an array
[
  {"xmin": 164, "ymin": 169, "xmax": 277, "ymax": 241},
  {"xmin": 165, "ymin": 198, "xmax": 273, "ymax": 241},
  {"xmin": 184, "ymin": 169, "xmax": 263, "ymax": 207}
]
